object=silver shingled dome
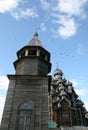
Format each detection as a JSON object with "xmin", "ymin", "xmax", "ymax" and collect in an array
[
  {"xmin": 28, "ymin": 32, "xmax": 43, "ymax": 47},
  {"xmin": 53, "ymin": 68, "xmax": 63, "ymax": 76}
]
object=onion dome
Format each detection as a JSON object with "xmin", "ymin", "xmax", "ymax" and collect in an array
[
  {"xmin": 76, "ymin": 99, "xmax": 84, "ymax": 106},
  {"xmin": 53, "ymin": 68, "xmax": 63, "ymax": 77},
  {"xmin": 85, "ymin": 113, "xmax": 88, "ymax": 118},
  {"xmin": 57, "ymin": 79, "xmax": 63, "ymax": 84},
  {"xmin": 59, "ymin": 86, "xmax": 65, "ymax": 91},
  {"xmin": 28, "ymin": 32, "xmax": 43, "ymax": 47},
  {"xmin": 60, "ymin": 91, "xmax": 67, "ymax": 97},
  {"xmin": 67, "ymin": 81, "xmax": 73, "ymax": 86},
  {"xmin": 65, "ymin": 80, "xmax": 73, "ymax": 86},
  {"xmin": 63, "ymin": 78, "xmax": 67, "ymax": 82}
]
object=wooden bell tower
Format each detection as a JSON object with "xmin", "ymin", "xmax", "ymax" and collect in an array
[{"xmin": 0, "ymin": 32, "xmax": 51, "ymax": 130}]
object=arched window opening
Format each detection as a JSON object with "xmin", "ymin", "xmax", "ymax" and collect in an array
[
  {"xmin": 40, "ymin": 51, "xmax": 46, "ymax": 60},
  {"xmin": 21, "ymin": 51, "xmax": 25, "ymax": 58},
  {"xmin": 28, "ymin": 50, "xmax": 36, "ymax": 56},
  {"xmin": 16, "ymin": 101, "xmax": 34, "ymax": 130},
  {"xmin": 19, "ymin": 102, "xmax": 33, "ymax": 110}
]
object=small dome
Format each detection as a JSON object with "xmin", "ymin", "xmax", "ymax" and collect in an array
[
  {"xmin": 67, "ymin": 81, "xmax": 73, "ymax": 86},
  {"xmin": 85, "ymin": 113, "xmax": 88, "ymax": 118},
  {"xmin": 28, "ymin": 32, "xmax": 43, "ymax": 47},
  {"xmin": 53, "ymin": 68, "xmax": 63, "ymax": 77},
  {"xmin": 76, "ymin": 99, "xmax": 84, "ymax": 106}
]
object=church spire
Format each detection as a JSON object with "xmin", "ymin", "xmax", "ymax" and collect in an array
[
  {"xmin": 14, "ymin": 32, "xmax": 51, "ymax": 75},
  {"xmin": 28, "ymin": 32, "xmax": 43, "ymax": 47},
  {"xmin": 33, "ymin": 32, "xmax": 38, "ymax": 39}
]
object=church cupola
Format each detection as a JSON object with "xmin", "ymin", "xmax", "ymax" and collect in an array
[
  {"xmin": 28, "ymin": 32, "xmax": 43, "ymax": 47},
  {"xmin": 14, "ymin": 32, "xmax": 51, "ymax": 75},
  {"xmin": 53, "ymin": 68, "xmax": 63, "ymax": 80}
]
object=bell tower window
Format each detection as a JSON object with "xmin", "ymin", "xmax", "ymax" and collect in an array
[
  {"xmin": 21, "ymin": 51, "xmax": 25, "ymax": 58},
  {"xmin": 40, "ymin": 51, "xmax": 46, "ymax": 59},
  {"xmin": 28, "ymin": 50, "xmax": 36, "ymax": 56}
]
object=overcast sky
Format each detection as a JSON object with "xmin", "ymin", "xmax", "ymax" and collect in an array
[{"xmin": 0, "ymin": 0, "xmax": 88, "ymax": 123}]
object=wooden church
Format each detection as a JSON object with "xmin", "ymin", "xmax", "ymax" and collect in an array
[{"xmin": 0, "ymin": 32, "xmax": 88, "ymax": 130}]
